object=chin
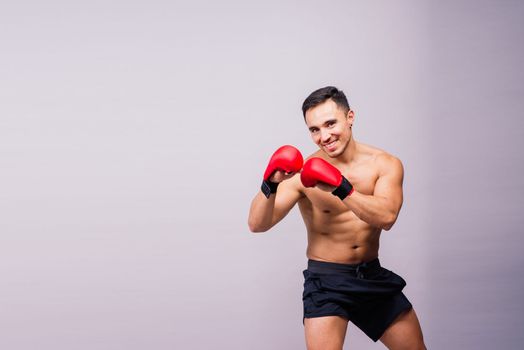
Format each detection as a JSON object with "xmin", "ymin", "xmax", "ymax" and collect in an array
[
  {"xmin": 328, "ymin": 151, "xmax": 343, "ymax": 158},
  {"xmin": 324, "ymin": 143, "xmax": 347, "ymax": 158},
  {"xmin": 322, "ymin": 148, "xmax": 341, "ymax": 158}
]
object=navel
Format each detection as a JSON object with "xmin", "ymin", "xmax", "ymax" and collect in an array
[
  {"xmin": 323, "ymin": 209, "xmax": 331, "ymax": 214},
  {"xmin": 351, "ymin": 245, "xmax": 359, "ymax": 250}
]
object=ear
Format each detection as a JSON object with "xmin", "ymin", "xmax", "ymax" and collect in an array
[{"xmin": 346, "ymin": 110, "xmax": 355, "ymax": 127}]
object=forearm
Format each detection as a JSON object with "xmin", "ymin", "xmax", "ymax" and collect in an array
[
  {"xmin": 248, "ymin": 145, "xmax": 303, "ymax": 233},
  {"xmin": 341, "ymin": 191, "xmax": 399, "ymax": 230},
  {"xmin": 248, "ymin": 192, "xmax": 276, "ymax": 233}
]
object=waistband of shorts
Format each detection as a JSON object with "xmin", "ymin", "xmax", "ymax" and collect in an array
[{"xmin": 307, "ymin": 258, "xmax": 381, "ymax": 274}]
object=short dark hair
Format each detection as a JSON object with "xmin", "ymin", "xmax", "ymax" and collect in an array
[{"xmin": 302, "ymin": 86, "xmax": 350, "ymax": 118}]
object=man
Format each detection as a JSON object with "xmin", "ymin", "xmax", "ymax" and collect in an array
[{"xmin": 248, "ymin": 86, "xmax": 426, "ymax": 349}]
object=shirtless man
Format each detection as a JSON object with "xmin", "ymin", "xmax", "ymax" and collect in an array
[{"xmin": 248, "ymin": 87, "xmax": 426, "ymax": 349}]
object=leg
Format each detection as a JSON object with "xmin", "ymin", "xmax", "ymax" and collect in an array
[
  {"xmin": 304, "ymin": 316, "xmax": 348, "ymax": 350},
  {"xmin": 379, "ymin": 308, "xmax": 426, "ymax": 350}
]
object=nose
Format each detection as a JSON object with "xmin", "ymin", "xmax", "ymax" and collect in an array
[{"xmin": 320, "ymin": 128, "xmax": 331, "ymax": 143}]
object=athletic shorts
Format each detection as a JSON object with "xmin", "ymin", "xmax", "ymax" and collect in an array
[{"xmin": 302, "ymin": 258, "xmax": 412, "ymax": 342}]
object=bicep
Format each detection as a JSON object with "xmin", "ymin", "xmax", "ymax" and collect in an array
[{"xmin": 373, "ymin": 157, "xmax": 404, "ymax": 214}]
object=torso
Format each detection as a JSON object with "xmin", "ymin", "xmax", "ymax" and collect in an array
[{"xmin": 296, "ymin": 143, "xmax": 386, "ymax": 264}]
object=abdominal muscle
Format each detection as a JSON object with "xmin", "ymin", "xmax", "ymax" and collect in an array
[{"xmin": 298, "ymin": 198, "xmax": 381, "ymax": 264}]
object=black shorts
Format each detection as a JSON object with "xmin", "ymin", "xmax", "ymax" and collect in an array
[{"xmin": 303, "ymin": 258, "xmax": 412, "ymax": 342}]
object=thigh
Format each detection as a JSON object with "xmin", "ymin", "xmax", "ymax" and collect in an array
[
  {"xmin": 304, "ymin": 316, "xmax": 348, "ymax": 350},
  {"xmin": 379, "ymin": 308, "xmax": 426, "ymax": 350}
]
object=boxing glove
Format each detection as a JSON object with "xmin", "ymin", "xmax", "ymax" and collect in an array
[
  {"xmin": 300, "ymin": 157, "xmax": 354, "ymax": 200},
  {"xmin": 261, "ymin": 145, "xmax": 304, "ymax": 198}
]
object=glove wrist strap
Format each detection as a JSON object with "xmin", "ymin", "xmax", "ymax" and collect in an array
[
  {"xmin": 261, "ymin": 180, "xmax": 279, "ymax": 198},
  {"xmin": 332, "ymin": 176, "xmax": 354, "ymax": 201}
]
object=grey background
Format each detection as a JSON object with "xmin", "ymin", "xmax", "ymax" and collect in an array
[{"xmin": 1, "ymin": 1, "xmax": 522, "ymax": 349}]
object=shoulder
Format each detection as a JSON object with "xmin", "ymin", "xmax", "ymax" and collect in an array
[
  {"xmin": 374, "ymin": 151, "xmax": 404, "ymax": 176},
  {"xmin": 304, "ymin": 149, "xmax": 324, "ymax": 161},
  {"xmin": 364, "ymin": 146, "xmax": 403, "ymax": 177}
]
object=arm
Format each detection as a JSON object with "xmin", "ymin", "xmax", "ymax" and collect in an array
[
  {"xmin": 341, "ymin": 155, "xmax": 404, "ymax": 230},
  {"xmin": 247, "ymin": 145, "xmax": 304, "ymax": 233},
  {"xmin": 248, "ymin": 174, "xmax": 304, "ymax": 233},
  {"xmin": 300, "ymin": 154, "xmax": 404, "ymax": 231}
]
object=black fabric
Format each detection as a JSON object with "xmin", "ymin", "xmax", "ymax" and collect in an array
[
  {"xmin": 303, "ymin": 259, "xmax": 412, "ymax": 342},
  {"xmin": 331, "ymin": 176, "xmax": 353, "ymax": 200},
  {"xmin": 261, "ymin": 180, "xmax": 279, "ymax": 198}
]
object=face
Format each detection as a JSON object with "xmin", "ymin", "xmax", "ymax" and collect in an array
[{"xmin": 304, "ymin": 99, "xmax": 354, "ymax": 158}]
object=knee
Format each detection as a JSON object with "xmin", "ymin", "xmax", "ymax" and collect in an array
[{"xmin": 306, "ymin": 340, "xmax": 343, "ymax": 350}]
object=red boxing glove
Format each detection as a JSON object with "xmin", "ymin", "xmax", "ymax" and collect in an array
[
  {"xmin": 263, "ymin": 145, "xmax": 304, "ymax": 180},
  {"xmin": 300, "ymin": 157, "xmax": 354, "ymax": 200},
  {"xmin": 261, "ymin": 145, "xmax": 303, "ymax": 198}
]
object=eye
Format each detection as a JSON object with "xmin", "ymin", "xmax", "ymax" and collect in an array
[
  {"xmin": 309, "ymin": 128, "xmax": 319, "ymax": 134},
  {"xmin": 327, "ymin": 121, "xmax": 336, "ymax": 127}
]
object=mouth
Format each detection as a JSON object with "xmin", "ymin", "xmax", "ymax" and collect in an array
[{"xmin": 322, "ymin": 140, "xmax": 338, "ymax": 151}]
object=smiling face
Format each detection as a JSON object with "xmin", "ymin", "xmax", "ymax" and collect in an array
[{"xmin": 304, "ymin": 99, "xmax": 354, "ymax": 158}]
